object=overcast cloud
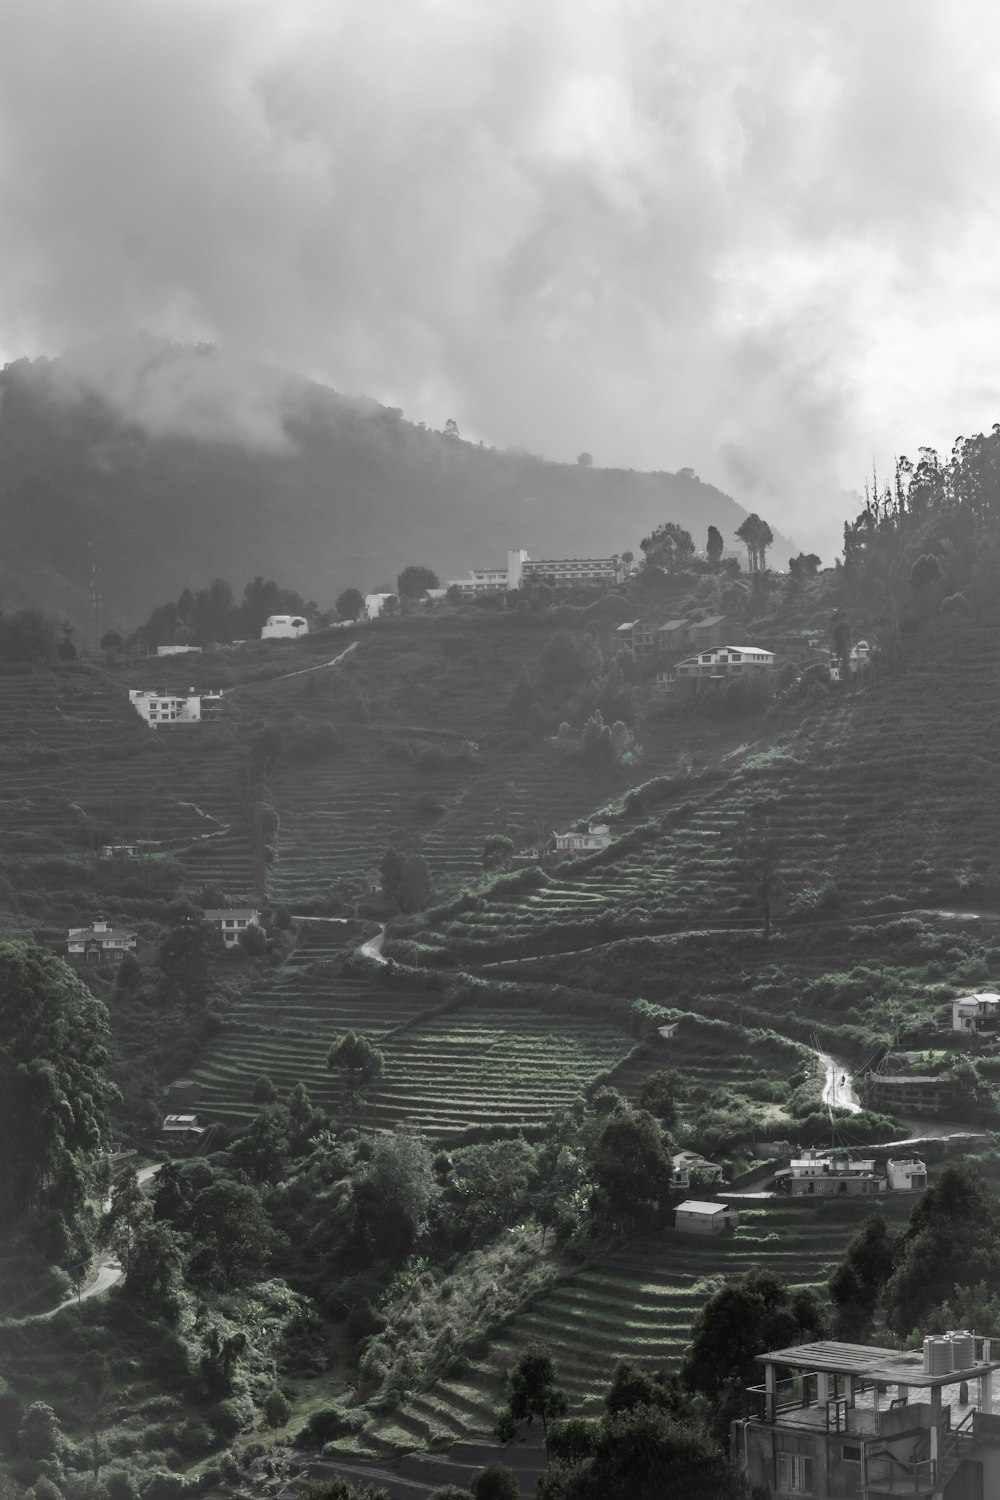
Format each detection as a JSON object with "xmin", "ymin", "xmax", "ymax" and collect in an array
[{"xmin": 3, "ymin": 0, "xmax": 1000, "ymax": 559}]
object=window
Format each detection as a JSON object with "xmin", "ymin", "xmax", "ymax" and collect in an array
[
  {"xmin": 842, "ymin": 1444, "xmax": 861, "ymax": 1463},
  {"xmin": 776, "ymin": 1453, "xmax": 813, "ymax": 1493}
]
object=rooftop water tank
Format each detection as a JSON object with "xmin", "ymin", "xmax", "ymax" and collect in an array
[
  {"xmin": 924, "ymin": 1336, "xmax": 954, "ymax": 1375},
  {"xmin": 949, "ymin": 1331, "xmax": 975, "ymax": 1369}
]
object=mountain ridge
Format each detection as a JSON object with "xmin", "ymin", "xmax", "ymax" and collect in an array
[{"xmin": 0, "ymin": 340, "xmax": 796, "ymax": 631}]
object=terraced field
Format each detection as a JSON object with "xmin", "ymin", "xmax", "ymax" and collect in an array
[
  {"xmin": 0, "ymin": 663, "xmax": 256, "ymax": 899},
  {"xmin": 185, "ymin": 932, "xmax": 633, "ymax": 1135},
  {"xmin": 346, "ymin": 1196, "xmax": 917, "ymax": 1458}
]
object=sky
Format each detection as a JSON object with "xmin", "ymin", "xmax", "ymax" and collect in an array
[{"xmin": 3, "ymin": 0, "xmax": 1000, "ymax": 561}]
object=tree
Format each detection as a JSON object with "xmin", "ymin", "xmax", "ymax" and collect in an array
[
  {"xmin": 187, "ymin": 1179, "xmax": 274, "ymax": 1290},
  {"xmin": 262, "ymin": 1388, "xmax": 291, "ymax": 1433},
  {"xmin": 19, "ymin": 1403, "xmax": 61, "ymax": 1462},
  {"xmin": 397, "ymin": 566, "xmax": 440, "ymax": 599},
  {"xmin": 681, "ymin": 1268, "xmax": 826, "ymax": 1440},
  {"xmin": 100, "ymin": 1165, "xmax": 151, "ymax": 1276},
  {"xmin": 883, "ymin": 1164, "xmax": 1000, "ymax": 1335},
  {"xmin": 0, "ymin": 943, "xmax": 115, "ymax": 1245},
  {"xmin": 537, "ymin": 1404, "xmax": 753, "ymax": 1500},
  {"xmin": 706, "ymin": 525, "xmax": 724, "ymax": 565},
  {"xmin": 738, "ymin": 811, "xmax": 783, "ymax": 940},
  {"xmin": 831, "ymin": 609, "xmax": 853, "ymax": 678},
  {"xmin": 327, "ymin": 1031, "xmax": 385, "ymax": 1113},
  {"xmin": 735, "ymin": 513, "xmax": 774, "ymax": 574},
  {"xmin": 829, "ymin": 1213, "xmax": 897, "ymax": 1341},
  {"xmin": 471, "ymin": 1465, "xmax": 520, "ymax": 1500},
  {"xmin": 156, "ymin": 921, "xmax": 222, "ymax": 1014},
  {"xmin": 640, "ymin": 522, "xmax": 696, "ymax": 572},
  {"xmin": 252, "ymin": 1075, "xmax": 279, "ymax": 1105},
  {"xmin": 590, "ymin": 1108, "xmax": 674, "ymax": 1224},
  {"xmin": 99, "ymin": 630, "xmax": 124, "ymax": 658},
  {"xmin": 576, "ymin": 452, "xmax": 593, "ymax": 467},
  {"xmin": 496, "ymin": 1344, "xmax": 569, "ymax": 1445},
  {"xmin": 400, "ymin": 853, "xmax": 433, "ymax": 913},
  {"xmin": 539, "ymin": 630, "xmax": 599, "ymax": 688},
  {"xmin": 74, "ymin": 1352, "xmax": 114, "ymax": 1476},
  {"xmin": 910, "ymin": 552, "xmax": 942, "ymax": 591},
  {"xmin": 380, "ymin": 847, "xmax": 405, "ymax": 906},
  {"xmin": 354, "ymin": 1127, "xmax": 439, "ymax": 1256},
  {"xmin": 788, "ymin": 552, "xmax": 821, "ymax": 578},
  {"xmin": 300, "ymin": 1481, "xmax": 389, "ymax": 1500},
  {"xmin": 482, "ymin": 834, "xmax": 515, "ymax": 873},
  {"xmin": 636, "ymin": 1070, "xmax": 684, "ymax": 1131},
  {"xmin": 444, "ymin": 419, "xmax": 460, "ymax": 438},
  {"xmin": 453, "ymin": 1138, "xmax": 537, "ymax": 1231},
  {"xmin": 335, "ymin": 587, "xmax": 366, "ymax": 621}
]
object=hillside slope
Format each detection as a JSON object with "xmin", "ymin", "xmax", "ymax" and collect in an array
[{"xmin": 0, "ymin": 341, "xmax": 794, "ymax": 631}]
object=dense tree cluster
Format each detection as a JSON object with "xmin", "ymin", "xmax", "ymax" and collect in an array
[
  {"xmin": 133, "ymin": 575, "xmax": 315, "ymax": 649},
  {"xmin": 0, "ymin": 609, "xmax": 75, "ymax": 664},
  {"xmin": 0, "ymin": 944, "xmax": 116, "ymax": 1269}
]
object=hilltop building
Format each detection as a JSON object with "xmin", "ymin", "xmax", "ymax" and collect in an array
[
  {"xmin": 67, "ymin": 918, "xmax": 138, "ymax": 964},
  {"xmin": 261, "ymin": 614, "xmax": 309, "ymax": 639},
  {"xmin": 129, "ymin": 688, "xmax": 224, "ymax": 728},
  {"xmin": 201, "ymin": 907, "xmax": 261, "ymax": 948},
  {"xmin": 447, "ymin": 547, "xmax": 625, "ymax": 597},
  {"xmin": 553, "ymin": 822, "xmax": 614, "ymax": 854},
  {"xmin": 734, "ymin": 1333, "xmax": 1000, "ymax": 1497},
  {"xmin": 161, "ymin": 1114, "xmax": 205, "ymax": 1137},
  {"xmin": 952, "ymin": 992, "xmax": 1000, "ymax": 1033}
]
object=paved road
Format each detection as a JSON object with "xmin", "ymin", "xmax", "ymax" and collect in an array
[
  {"xmin": 360, "ymin": 925, "xmax": 387, "ymax": 963},
  {"xmin": 33, "ymin": 1163, "xmax": 162, "ymax": 1321},
  {"xmin": 818, "ymin": 1050, "xmax": 861, "ymax": 1116}
]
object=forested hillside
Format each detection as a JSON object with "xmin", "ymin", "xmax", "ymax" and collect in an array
[{"xmin": 0, "ymin": 340, "xmax": 794, "ymax": 633}]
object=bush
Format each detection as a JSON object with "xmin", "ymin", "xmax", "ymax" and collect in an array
[{"xmin": 207, "ymin": 1396, "xmax": 255, "ymax": 1440}]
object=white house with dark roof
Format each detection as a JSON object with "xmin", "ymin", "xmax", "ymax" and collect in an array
[
  {"xmin": 67, "ymin": 918, "xmax": 138, "ymax": 964},
  {"xmin": 553, "ymin": 822, "xmax": 614, "ymax": 853},
  {"xmin": 202, "ymin": 907, "xmax": 262, "ymax": 947}
]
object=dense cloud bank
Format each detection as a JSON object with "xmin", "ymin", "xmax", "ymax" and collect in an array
[{"xmin": 2, "ymin": 0, "xmax": 1000, "ymax": 558}]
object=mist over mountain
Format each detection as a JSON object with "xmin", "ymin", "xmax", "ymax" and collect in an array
[{"xmin": 0, "ymin": 340, "xmax": 795, "ymax": 632}]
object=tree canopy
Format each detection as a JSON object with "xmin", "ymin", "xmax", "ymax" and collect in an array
[
  {"xmin": 397, "ymin": 565, "xmax": 440, "ymax": 598},
  {"xmin": 639, "ymin": 522, "xmax": 695, "ymax": 571},
  {"xmin": 0, "ymin": 943, "xmax": 116, "ymax": 1242},
  {"xmin": 735, "ymin": 513, "xmax": 773, "ymax": 573},
  {"xmin": 336, "ymin": 587, "xmax": 366, "ymax": 620}
]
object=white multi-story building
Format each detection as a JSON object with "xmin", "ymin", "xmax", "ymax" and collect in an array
[
  {"xmin": 448, "ymin": 547, "xmax": 624, "ymax": 596},
  {"xmin": 202, "ymin": 907, "xmax": 262, "ymax": 948},
  {"xmin": 129, "ymin": 688, "xmax": 224, "ymax": 727}
]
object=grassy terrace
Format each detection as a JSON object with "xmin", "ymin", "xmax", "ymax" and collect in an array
[
  {"xmin": 345, "ymin": 1196, "xmax": 917, "ymax": 1459},
  {"xmin": 185, "ymin": 930, "xmax": 633, "ymax": 1135}
]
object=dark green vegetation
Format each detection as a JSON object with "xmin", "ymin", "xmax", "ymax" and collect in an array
[
  {"xmin": 0, "ymin": 341, "xmax": 782, "ymax": 632},
  {"xmin": 7, "ymin": 417, "xmax": 1000, "ymax": 1498}
]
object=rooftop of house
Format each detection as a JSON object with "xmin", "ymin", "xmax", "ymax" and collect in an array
[
  {"xmin": 202, "ymin": 907, "xmax": 260, "ymax": 921},
  {"xmin": 676, "ymin": 1199, "xmax": 730, "ymax": 1214},
  {"xmin": 954, "ymin": 992, "xmax": 1000, "ymax": 1006},
  {"xmin": 68, "ymin": 921, "xmax": 136, "ymax": 940},
  {"xmin": 756, "ymin": 1339, "xmax": 1000, "ymax": 1386},
  {"xmin": 690, "ymin": 614, "xmax": 728, "ymax": 627}
]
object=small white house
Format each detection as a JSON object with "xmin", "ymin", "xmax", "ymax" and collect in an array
[
  {"xmin": 951, "ymin": 992, "xmax": 1000, "ymax": 1033},
  {"xmin": 553, "ymin": 822, "xmax": 613, "ymax": 853},
  {"xmin": 202, "ymin": 907, "xmax": 262, "ymax": 948},
  {"xmin": 156, "ymin": 645, "xmax": 203, "ymax": 656},
  {"xmin": 261, "ymin": 614, "xmax": 309, "ymax": 639},
  {"xmin": 129, "ymin": 688, "xmax": 224, "ymax": 727},
  {"xmin": 887, "ymin": 1157, "xmax": 928, "ymax": 1192},
  {"xmin": 67, "ymin": 918, "xmax": 138, "ymax": 964},
  {"xmin": 674, "ymin": 1200, "xmax": 739, "ymax": 1235}
]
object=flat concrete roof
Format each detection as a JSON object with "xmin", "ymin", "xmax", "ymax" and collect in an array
[{"xmin": 758, "ymin": 1339, "xmax": 1000, "ymax": 1386}]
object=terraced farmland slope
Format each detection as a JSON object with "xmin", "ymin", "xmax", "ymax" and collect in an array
[
  {"xmin": 185, "ymin": 932, "xmax": 633, "ymax": 1135},
  {"xmin": 344, "ymin": 1197, "xmax": 917, "ymax": 1459},
  {"xmin": 413, "ymin": 603, "xmax": 1000, "ymax": 961},
  {"xmin": 0, "ymin": 661, "xmax": 256, "ymax": 905}
]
